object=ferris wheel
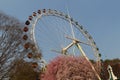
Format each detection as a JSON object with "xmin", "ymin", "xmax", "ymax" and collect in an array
[{"xmin": 23, "ymin": 9, "xmax": 102, "ymax": 79}]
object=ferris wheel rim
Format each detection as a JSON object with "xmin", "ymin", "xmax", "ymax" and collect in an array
[{"xmin": 23, "ymin": 9, "xmax": 101, "ymax": 61}]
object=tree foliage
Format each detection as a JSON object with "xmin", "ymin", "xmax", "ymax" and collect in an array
[
  {"xmin": 42, "ymin": 56, "xmax": 98, "ymax": 80},
  {"xmin": 9, "ymin": 59, "xmax": 39, "ymax": 80},
  {"xmin": 101, "ymin": 58, "xmax": 120, "ymax": 80}
]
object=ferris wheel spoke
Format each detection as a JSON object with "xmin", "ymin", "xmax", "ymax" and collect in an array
[{"xmin": 38, "ymin": 19, "xmax": 60, "ymax": 45}]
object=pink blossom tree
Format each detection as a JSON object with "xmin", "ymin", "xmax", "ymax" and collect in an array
[{"xmin": 42, "ymin": 55, "xmax": 98, "ymax": 80}]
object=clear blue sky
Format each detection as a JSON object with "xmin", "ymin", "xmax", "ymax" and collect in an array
[{"xmin": 0, "ymin": 0, "xmax": 120, "ymax": 60}]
